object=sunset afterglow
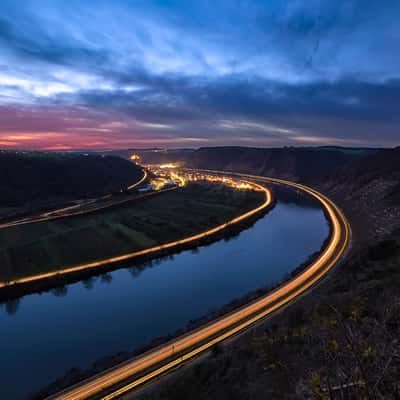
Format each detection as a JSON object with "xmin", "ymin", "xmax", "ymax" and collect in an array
[{"xmin": 1, "ymin": 1, "xmax": 400, "ymax": 150}]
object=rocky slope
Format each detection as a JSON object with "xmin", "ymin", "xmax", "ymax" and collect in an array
[
  {"xmin": 319, "ymin": 147, "xmax": 400, "ymax": 244},
  {"xmin": 136, "ymin": 146, "xmax": 400, "ymax": 400}
]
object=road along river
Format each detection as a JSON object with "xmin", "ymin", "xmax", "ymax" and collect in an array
[
  {"xmin": 0, "ymin": 179, "xmax": 270, "ymax": 295},
  {"xmin": 0, "ymin": 173, "xmax": 345, "ymax": 399}
]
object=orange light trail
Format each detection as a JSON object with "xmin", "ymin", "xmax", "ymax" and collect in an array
[
  {"xmin": 158, "ymin": 163, "xmax": 179, "ymax": 169},
  {"xmin": 0, "ymin": 178, "xmax": 271, "ymax": 289},
  {"xmin": 0, "ymin": 169, "xmax": 147, "ymax": 229},
  {"xmin": 46, "ymin": 170, "xmax": 350, "ymax": 400},
  {"xmin": 126, "ymin": 169, "xmax": 148, "ymax": 190}
]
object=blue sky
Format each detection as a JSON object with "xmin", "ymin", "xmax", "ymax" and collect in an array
[{"xmin": 0, "ymin": 0, "xmax": 399, "ymax": 149}]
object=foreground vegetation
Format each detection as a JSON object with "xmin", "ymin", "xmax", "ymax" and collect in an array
[
  {"xmin": 134, "ymin": 147, "xmax": 400, "ymax": 400},
  {"xmin": 34, "ymin": 147, "xmax": 399, "ymax": 399},
  {"xmin": 136, "ymin": 233, "xmax": 400, "ymax": 400},
  {"xmin": 0, "ymin": 183, "xmax": 264, "ymax": 282}
]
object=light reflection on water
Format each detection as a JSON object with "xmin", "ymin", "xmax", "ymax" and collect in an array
[{"xmin": 0, "ymin": 186, "xmax": 329, "ymax": 399}]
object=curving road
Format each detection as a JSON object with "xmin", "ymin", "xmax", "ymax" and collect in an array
[
  {"xmin": 0, "ymin": 178, "xmax": 271, "ymax": 291},
  {"xmin": 46, "ymin": 171, "xmax": 350, "ymax": 400},
  {"xmin": 0, "ymin": 169, "xmax": 148, "ymax": 230}
]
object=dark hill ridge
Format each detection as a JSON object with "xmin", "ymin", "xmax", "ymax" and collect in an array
[
  {"xmin": 186, "ymin": 146, "xmax": 377, "ymax": 182},
  {"xmin": 0, "ymin": 151, "xmax": 142, "ymax": 208},
  {"xmin": 171, "ymin": 145, "xmax": 399, "ymax": 242},
  {"xmin": 124, "ymin": 153, "xmax": 400, "ymax": 400},
  {"xmin": 134, "ymin": 146, "xmax": 377, "ymax": 183},
  {"xmin": 134, "ymin": 144, "xmax": 398, "ymax": 242}
]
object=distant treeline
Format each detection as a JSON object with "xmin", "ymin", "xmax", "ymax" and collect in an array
[
  {"xmin": 0, "ymin": 152, "xmax": 142, "ymax": 207},
  {"xmin": 131, "ymin": 146, "xmax": 379, "ymax": 183}
]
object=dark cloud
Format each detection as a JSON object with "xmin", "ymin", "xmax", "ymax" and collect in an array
[
  {"xmin": 0, "ymin": 15, "xmax": 109, "ymax": 68},
  {"xmin": 0, "ymin": 0, "xmax": 399, "ymax": 148},
  {"xmin": 69, "ymin": 75, "xmax": 400, "ymax": 139}
]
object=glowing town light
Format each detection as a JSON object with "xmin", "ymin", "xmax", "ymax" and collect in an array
[
  {"xmin": 130, "ymin": 154, "xmax": 141, "ymax": 162},
  {"xmin": 158, "ymin": 163, "xmax": 179, "ymax": 169}
]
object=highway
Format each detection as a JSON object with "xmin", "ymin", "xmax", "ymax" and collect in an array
[
  {"xmin": 0, "ymin": 178, "xmax": 271, "ymax": 290},
  {"xmin": 0, "ymin": 169, "xmax": 148, "ymax": 230},
  {"xmin": 46, "ymin": 171, "xmax": 350, "ymax": 400},
  {"xmin": 126, "ymin": 169, "xmax": 148, "ymax": 190}
]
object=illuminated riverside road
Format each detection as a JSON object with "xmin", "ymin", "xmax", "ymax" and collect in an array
[
  {"xmin": 0, "ymin": 175, "xmax": 329, "ymax": 399},
  {"xmin": 45, "ymin": 172, "xmax": 349, "ymax": 400},
  {"xmin": 0, "ymin": 169, "xmax": 148, "ymax": 230},
  {"xmin": 0, "ymin": 178, "xmax": 271, "ymax": 291}
]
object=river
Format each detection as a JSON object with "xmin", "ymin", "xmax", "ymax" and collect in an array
[{"xmin": 0, "ymin": 185, "xmax": 329, "ymax": 399}]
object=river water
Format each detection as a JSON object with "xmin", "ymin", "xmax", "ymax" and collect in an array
[{"xmin": 0, "ymin": 185, "xmax": 329, "ymax": 399}]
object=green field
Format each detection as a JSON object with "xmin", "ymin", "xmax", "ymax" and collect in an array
[{"xmin": 0, "ymin": 183, "xmax": 264, "ymax": 282}]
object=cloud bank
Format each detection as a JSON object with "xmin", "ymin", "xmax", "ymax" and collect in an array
[{"xmin": 0, "ymin": 0, "xmax": 399, "ymax": 149}]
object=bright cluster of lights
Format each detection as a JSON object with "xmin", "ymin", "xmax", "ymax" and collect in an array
[
  {"xmin": 130, "ymin": 154, "xmax": 141, "ymax": 162},
  {"xmin": 182, "ymin": 172, "xmax": 259, "ymax": 191},
  {"xmin": 147, "ymin": 165, "xmax": 260, "ymax": 192},
  {"xmin": 158, "ymin": 163, "xmax": 179, "ymax": 169},
  {"xmin": 170, "ymin": 171, "xmax": 186, "ymax": 187},
  {"xmin": 149, "ymin": 177, "xmax": 169, "ymax": 191}
]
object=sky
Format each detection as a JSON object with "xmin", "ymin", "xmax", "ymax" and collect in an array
[{"xmin": 0, "ymin": 0, "xmax": 399, "ymax": 150}]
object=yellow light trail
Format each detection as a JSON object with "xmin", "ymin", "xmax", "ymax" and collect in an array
[
  {"xmin": 0, "ymin": 179, "xmax": 271, "ymax": 290},
  {"xmin": 158, "ymin": 163, "xmax": 179, "ymax": 169},
  {"xmin": 127, "ymin": 169, "xmax": 148, "ymax": 190},
  {"xmin": 0, "ymin": 169, "xmax": 147, "ymax": 229},
  {"xmin": 46, "ymin": 171, "xmax": 350, "ymax": 400}
]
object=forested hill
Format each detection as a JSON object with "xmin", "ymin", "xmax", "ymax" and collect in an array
[
  {"xmin": 127, "ymin": 151, "xmax": 400, "ymax": 400},
  {"xmin": 133, "ymin": 146, "xmax": 377, "ymax": 183},
  {"xmin": 186, "ymin": 146, "xmax": 377, "ymax": 183},
  {"xmin": 0, "ymin": 151, "xmax": 142, "ymax": 207}
]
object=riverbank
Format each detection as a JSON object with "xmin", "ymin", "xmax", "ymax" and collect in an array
[
  {"xmin": 33, "ymin": 179, "xmax": 339, "ymax": 400},
  {"xmin": 128, "ymin": 153, "xmax": 400, "ymax": 400},
  {"xmin": 0, "ymin": 182, "xmax": 272, "ymax": 300},
  {"xmin": 35, "ymin": 224, "xmax": 332, "ymax": 400}
]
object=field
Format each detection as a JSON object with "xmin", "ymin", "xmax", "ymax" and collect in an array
[{"xmin": 0, "ymin": 183, "xmax": 264, "ymax": 282}]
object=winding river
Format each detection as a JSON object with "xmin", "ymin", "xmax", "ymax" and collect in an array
[{"xmin": 0, "ymin": 185, "xmax": 329, "ymax": 399}]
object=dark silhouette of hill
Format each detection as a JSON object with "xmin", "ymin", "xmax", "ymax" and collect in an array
[
  {"xmin": 188, "ymin": 146, "xmax": 380, "ymax": 182},
  {"xmin": 0, "ymin": 151, "xmax": 142, "ymax": 208},
  {"xmin": 135, "ymin": 146, "xmax": 377, "ymax": 183},
  {"xmin": 171, "ymin": 144, "xmax": 399, "ymax": 241},
  {"xmin": 10, "ymin": 145, "xmax": 399, "ymax": 400},
  {"xmin": 127, "ymin": 146, "xmax": 400, "ymax": 400},
  {"xmin": 325, "ymin": 146, "xmax": 400, "ymax": 196}
]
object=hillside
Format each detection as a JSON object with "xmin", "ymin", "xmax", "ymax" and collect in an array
[
  {"xmin": 186, "ymin": 147, "xmax": 377, "ymax": 182},
  {"xmin": 137, "ymin": 145, "xmax": 397, "ymax": 243},
  {"xmin": 0, "ymin": 151, "xmax": 142, "ymax": 209},
  {"xmin": 135, "ymin": 146, "xmax": 377, "ymax": 183},
  {"xmin": 136, "ymin": 147, "xmax": 400, "ymax": 400},
  {"xmin": 320, "ymin": 147, "xmax": 400, "ymax": 243}
]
